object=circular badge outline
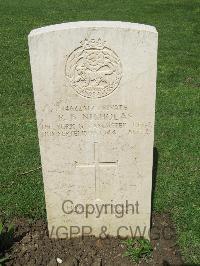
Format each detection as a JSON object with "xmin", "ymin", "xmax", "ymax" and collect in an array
[{"xmin": 65, "ymin": 40, "xmax": 122, "ymax": 99}]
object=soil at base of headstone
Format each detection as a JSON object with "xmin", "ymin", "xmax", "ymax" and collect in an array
[{"xmin": 2, "ymin": 213, "xmax": 184, "ymax": 266}]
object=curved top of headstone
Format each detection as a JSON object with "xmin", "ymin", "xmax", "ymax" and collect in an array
[{"xmin": 28, "ymin": 21, "xmax": 157, "ymax": 37}]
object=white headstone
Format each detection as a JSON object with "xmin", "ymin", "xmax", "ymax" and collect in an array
[{"xmin": 28, "ymin": 21, "xmax": 158, "ymax": 239}]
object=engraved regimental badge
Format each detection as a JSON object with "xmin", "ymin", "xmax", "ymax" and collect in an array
[{"xmin": 65, "ymin": 38, "xmax": 122, "ymax": 98}]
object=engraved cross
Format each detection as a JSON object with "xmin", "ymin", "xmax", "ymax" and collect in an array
[{"xmin": 75, "ymin": 142, "xmax": 118, "ymax": 196}]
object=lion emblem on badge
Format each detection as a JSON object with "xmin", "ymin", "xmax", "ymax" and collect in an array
[{"xmin": 65, "ymin": 38, "xmax": 122, "ymax": 98}]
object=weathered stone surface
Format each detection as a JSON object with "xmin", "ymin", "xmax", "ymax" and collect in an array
[{"xmin": 28, "ymin": 21, "xmax": 158, "ymax": 239}]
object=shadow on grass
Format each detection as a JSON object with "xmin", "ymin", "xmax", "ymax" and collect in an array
[
  {"xmin": 150, "ymin": 150, "xmax": 198, "ymax": 266},
  {"xmin": 151, "ymin": 146, "xmax": 158, "ymax": 211}
]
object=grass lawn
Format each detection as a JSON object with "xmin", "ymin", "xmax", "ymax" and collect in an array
[{"xmin": 0, "ymin": 0, "xmax": 199, "ymax": 264}]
